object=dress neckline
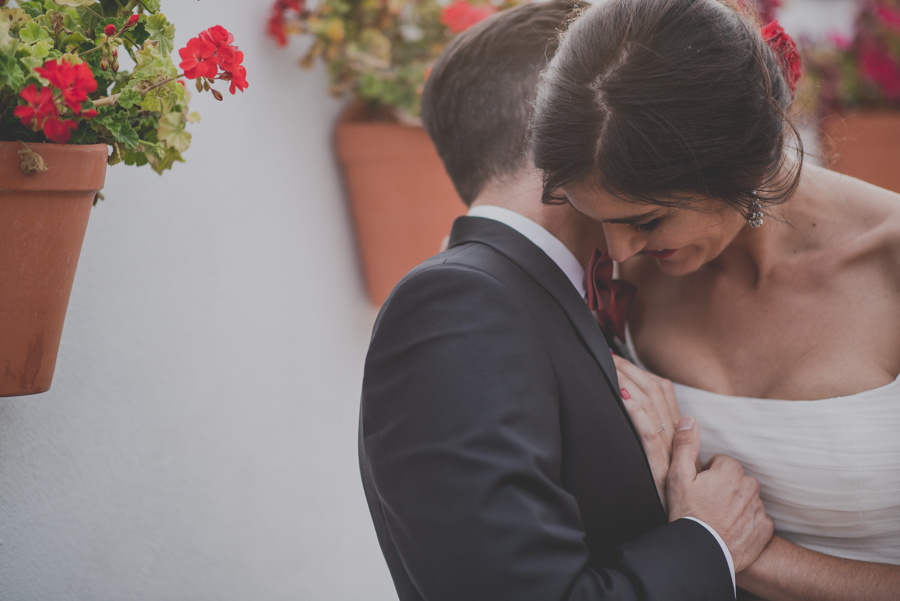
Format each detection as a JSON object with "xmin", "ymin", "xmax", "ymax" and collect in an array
[{"xmin": 623, "ymin": 323, "xmax": 900, "ymax": 404}]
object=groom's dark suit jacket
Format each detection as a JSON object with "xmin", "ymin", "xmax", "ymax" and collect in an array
[{"xmin": 360, "ymin": 216, "xmax": 734, "ymax": 600}]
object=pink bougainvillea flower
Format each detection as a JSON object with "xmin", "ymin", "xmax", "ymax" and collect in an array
[
  {"xmin": 828, "ymin": 31, "xmax": 852, "ymax": 51},
  {"xmin": 860, "ymin": 45, "xmax": 900, "ymax": 100},
  {"xmin": 13, "ymin": 84, "xmax": 58, "ymax": 130},
  {"xmin": 179, "ymin": 36, "xmax": 219, "ymax": 79},
  {"xmin": 440, "ymin": 1, "xmax": 495, "ymax": 34},
  {"xmin": 35, "ymin": 59, "xmax": 98, "ymax": 114},
  {"xmin": 42, "ymin": 117, "xmax": 79, "ymax": 144},
  {"xmin": 876, "ymin": 5, "xmax": 900, "ymax": 32}
]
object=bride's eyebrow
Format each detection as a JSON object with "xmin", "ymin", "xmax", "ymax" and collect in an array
[{"xmin": 604, "ymin": 210, "xmax": 662, "ymax": 225}]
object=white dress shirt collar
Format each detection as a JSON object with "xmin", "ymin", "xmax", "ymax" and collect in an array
[{"xmin": 467, "ymin": 205, "xmax": 586, "ymax": 298}]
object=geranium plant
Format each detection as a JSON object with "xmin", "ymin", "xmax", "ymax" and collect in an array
[
  {"xmin": 267, "ymin": 0, "xmax": 519, "ymax": 121},
  {"xmin": 0, "ymin": 0, "xmax": 248, "ymax": 172},
  {"xmin": 802, "ymin": 0, "xmax": 900, "ymax": 113}
]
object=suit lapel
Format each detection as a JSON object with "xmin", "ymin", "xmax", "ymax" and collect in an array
[{"xmin": 449, "ymin": 216, "xmax": 621, "ymax": 398}]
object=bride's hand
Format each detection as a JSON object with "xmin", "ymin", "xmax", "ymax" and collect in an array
[{"xmin": 613, "ymin": 354, "xmax": 681, "ymax": 512}]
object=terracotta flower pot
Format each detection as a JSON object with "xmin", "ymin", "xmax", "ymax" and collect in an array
[
  {"xmin": 335, "ymin": 103, "xmax": 466, "ymax": 306},
  {"xmin": 0, "ymin": 141, "xmax": 107, "ymax": 397},
  {"xmin": 821, "ymin": 112, "xmax": 900, "ymax": 193}
]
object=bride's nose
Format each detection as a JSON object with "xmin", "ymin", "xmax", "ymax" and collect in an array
[{"xmin": 602, "ymin": 224, "xmax": 646, "ymax": 263}]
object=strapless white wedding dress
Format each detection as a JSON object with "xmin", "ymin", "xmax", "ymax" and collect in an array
[{"xmin": 624, "ymin": 329, "xmax": 900, "ymax": 564}]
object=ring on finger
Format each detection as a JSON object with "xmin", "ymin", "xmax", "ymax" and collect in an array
[{"xmin": 657, "ymin": 423, "xmax": 666, "ymax": 433}]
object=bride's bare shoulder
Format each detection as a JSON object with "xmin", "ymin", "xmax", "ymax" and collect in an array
[{"xmin": 824, "ymin": 167, "xmax": 900, "ymax": 268}]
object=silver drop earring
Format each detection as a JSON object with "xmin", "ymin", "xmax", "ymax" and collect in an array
[{"xmin": 747, "ymin": 195, "xmax": 764, "ymax": 229}]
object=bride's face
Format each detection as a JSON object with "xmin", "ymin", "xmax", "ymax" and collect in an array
[{"xmin": 563, "ymin": 179, "xmax": 747, "ymax": 276}]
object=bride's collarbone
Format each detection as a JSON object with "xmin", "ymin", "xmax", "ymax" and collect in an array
[{"xmin": 630, "ymin": 281, "xmax": 900, "ymax": 400}]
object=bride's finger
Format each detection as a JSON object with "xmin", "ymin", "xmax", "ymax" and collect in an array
[
  {"xmin": 618, "ymin": 374, "xmax": 669, "ymax": 510},
  {"xmin": 617, "ymin": 369, "xmax": 663, "ymax": 440},
  {"xmin": 614, "ymin": 355, "xmax": 677, "ymax": 440}
]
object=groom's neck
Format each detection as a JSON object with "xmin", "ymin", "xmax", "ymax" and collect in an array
[{"xmin": 471, "ymin": 172, "xmax": 603, "ymax": 268}]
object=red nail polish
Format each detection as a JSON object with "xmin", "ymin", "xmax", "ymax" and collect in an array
[{"xmin": 620, "ymin": 388, "xmax": 630, "ymax": 400}]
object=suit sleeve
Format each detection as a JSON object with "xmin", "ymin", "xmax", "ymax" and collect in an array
[{"xmin": 361, "ymin": 263, "xmax": 734, "ymax": 601}]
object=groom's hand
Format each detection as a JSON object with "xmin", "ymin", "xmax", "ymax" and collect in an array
[{"xmin": 667, "ymin": 417, "xmax": 774, "ymax": 572}]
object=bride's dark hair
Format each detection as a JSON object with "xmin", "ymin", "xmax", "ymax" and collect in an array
[{"xmin": 530, "ymin": 0, "xmax": 803, "ymax": 218}]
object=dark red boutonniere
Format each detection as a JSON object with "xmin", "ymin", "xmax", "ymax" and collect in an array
[
  {"xmin": 584, "ymin": 249, "xmax": 636, "ymax": 342},
  {"xmin": 761, "ymin": 20, "xmax": 802, "ymax": 95}
]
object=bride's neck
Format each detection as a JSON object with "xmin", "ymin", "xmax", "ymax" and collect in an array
[{"xmin": 712, "ymin": 163, "xmax": 835, "ymax": 285}]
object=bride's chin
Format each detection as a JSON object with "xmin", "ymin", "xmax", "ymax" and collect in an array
[{"xmin": 654, "ymin": 255, "xmax": 698, "ymax": 277}]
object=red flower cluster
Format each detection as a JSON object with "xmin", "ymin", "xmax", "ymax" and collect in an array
[
  {"xmin": 178, "ymin": 25, "xmax": 248, "ymax": 94},
  {"xmin": 440, "ymin": 1, "xmax": 495, "ymax": 34},
  {"xmin": 13, "ymin": 59, "xmax": 98, "ymax": 144},
  {"xmin": 267, "ymin": 0, "xmax": 304, "ymax": 47},
  {"xmin": 761, "ymin": 20, "xmax": 802, "ymax": 94},
  {"xmin": 860, "ymin": 45, "xmax": 900, "ymax": 100}
]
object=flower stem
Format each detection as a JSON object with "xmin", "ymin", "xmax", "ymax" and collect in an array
[
  {"xmin": 92, "ymin": 74, "xmax": 184, "ymax": 108},
  {"xmin": 79, "ymin": 45, "xmax": 103, "ymax": 58},
  {"xmin": 84, "ymin": 6, "xmax": 105, "ymax": 20}
]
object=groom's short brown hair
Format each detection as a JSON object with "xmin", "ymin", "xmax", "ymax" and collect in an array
[{"xmin": 421, "ymin": 0, "xmax": 586, "ymax": 206}]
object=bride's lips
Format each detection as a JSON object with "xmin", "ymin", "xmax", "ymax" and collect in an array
[{"xmin": 643, "ymin": 249, "xmax": 676, "ymax": 259}]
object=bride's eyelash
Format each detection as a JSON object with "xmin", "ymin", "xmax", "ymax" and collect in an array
[{"xmin": 629, "ymin": 217, "xmax": 664, "ymax": 232}]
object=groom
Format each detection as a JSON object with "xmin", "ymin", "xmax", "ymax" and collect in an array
[{"xmin": 359, "ymin": 2, "xmax": 772, "ymax": 599}]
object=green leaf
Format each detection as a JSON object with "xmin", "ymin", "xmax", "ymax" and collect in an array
[
  {"xmin": 75, "ymin": 6, "xmax": 100, "ymax": 32},
  {"xmin": 62, "ymin": 32, "xmax": 90, "ymax": 49},
  {"xmin": 0, "ymin": 17, "xmax": 17, "ymax": 55},
  {"xmin": 132, "ymin": 41, "xmax": 176, "ymax": 81},
  {"xmin": 145, "ymin": 13, "xmax": 175, "ymax": 56},
  {"xmin": 117, "ymin": 87, "xmax": 141, "ymax": 109},
  {"xmin": 0, "ymin": 55, "xmax": 26, "ymax": 92},
  {"xmin": 112, "ymin": 120, "xmax": 139, "ymax": 149},
  {"xmin": 148, "ymin": 146, "xmax": 182, "ymax": 173},
  {"xmin": 20, "ymin": 56, "xmax": 43, "ymax": 71},
  {"xmin": 18, "ymin": 21, "xmax": 52, "ymax": 45},
  {"xmin": 141, "ymin": 0, "xmax": 162, "ymax": 13},
  {"xmin": 157, "ymin": 112, "xmax": 191, "ymax": 153},
  {"xmin": 55, "ymin": 0, "xmax": 99, "ymax": 6},
  {"xmin": 140, "ymin": 93, "xmax": 160, "ymax": 112},
  {"xmin": 101, "ymin": 113, "xmax": 141, "ymax": 150},
  {"xmin": 22, "ymin": 39, "xmax": 53, "ymax": 62}
]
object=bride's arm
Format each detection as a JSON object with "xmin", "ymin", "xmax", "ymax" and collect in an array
[{"xmin": 738, "ymin": 535, "xmax": 900, "ymax": 601}]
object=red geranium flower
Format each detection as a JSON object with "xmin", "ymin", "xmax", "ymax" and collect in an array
[
  {"xmin": 200, "ymin": 25, "xmax": 235, "ymax": 49},
  {"xmin": 35, "ymin": 59, "xmax": 98, "ymax": 114},
  {"xmin": 761, "ymin": 20, "xmax": 801, "ymax": 94},
  {"xmin": 227, "ymin": 63, "xmax": 249, "ymax": 94},
  {"xmin": 42, "ymin": 117, "xmax": 79, "ymax": 144},
  {"xmin": 104, "ymin": 24, "xmax": 117, "ymax": 36},
  {"xmin": 126, "ymin": 14, "xmax": 140, "ymax": 28},
  {"xmin": 179, "ymin": 36, "xmax": 219, "ymax": 79},
  {"xmin": 13, "ymin": 84, "xmax": 58, "ymax": 130},
  {"xmin": 440, "ymin": 1, "xmax": 495, "ymax": 34}
]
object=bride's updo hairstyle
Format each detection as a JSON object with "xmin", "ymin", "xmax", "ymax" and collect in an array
[{"xmin": 530, "ymin": 0, "xmax": 803, "ymax": 217}]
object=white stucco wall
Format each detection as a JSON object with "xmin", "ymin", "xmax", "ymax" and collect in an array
[
  {"xmin": 0, "ymin": 2, "xmax": 394, "ymax": 600},
  {"xmin": 0, "ymin": 0, "xmax": 861, "ymax": 600}
]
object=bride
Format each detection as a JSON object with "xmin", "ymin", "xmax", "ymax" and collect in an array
[{"xmin": 529, "ymin": 0, "xmax": 900, "ymax": 598}]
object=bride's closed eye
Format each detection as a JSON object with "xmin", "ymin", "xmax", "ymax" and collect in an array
[{"xmin": 629, "ymin": 216, "xmax": 665, "ymax": 233}]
